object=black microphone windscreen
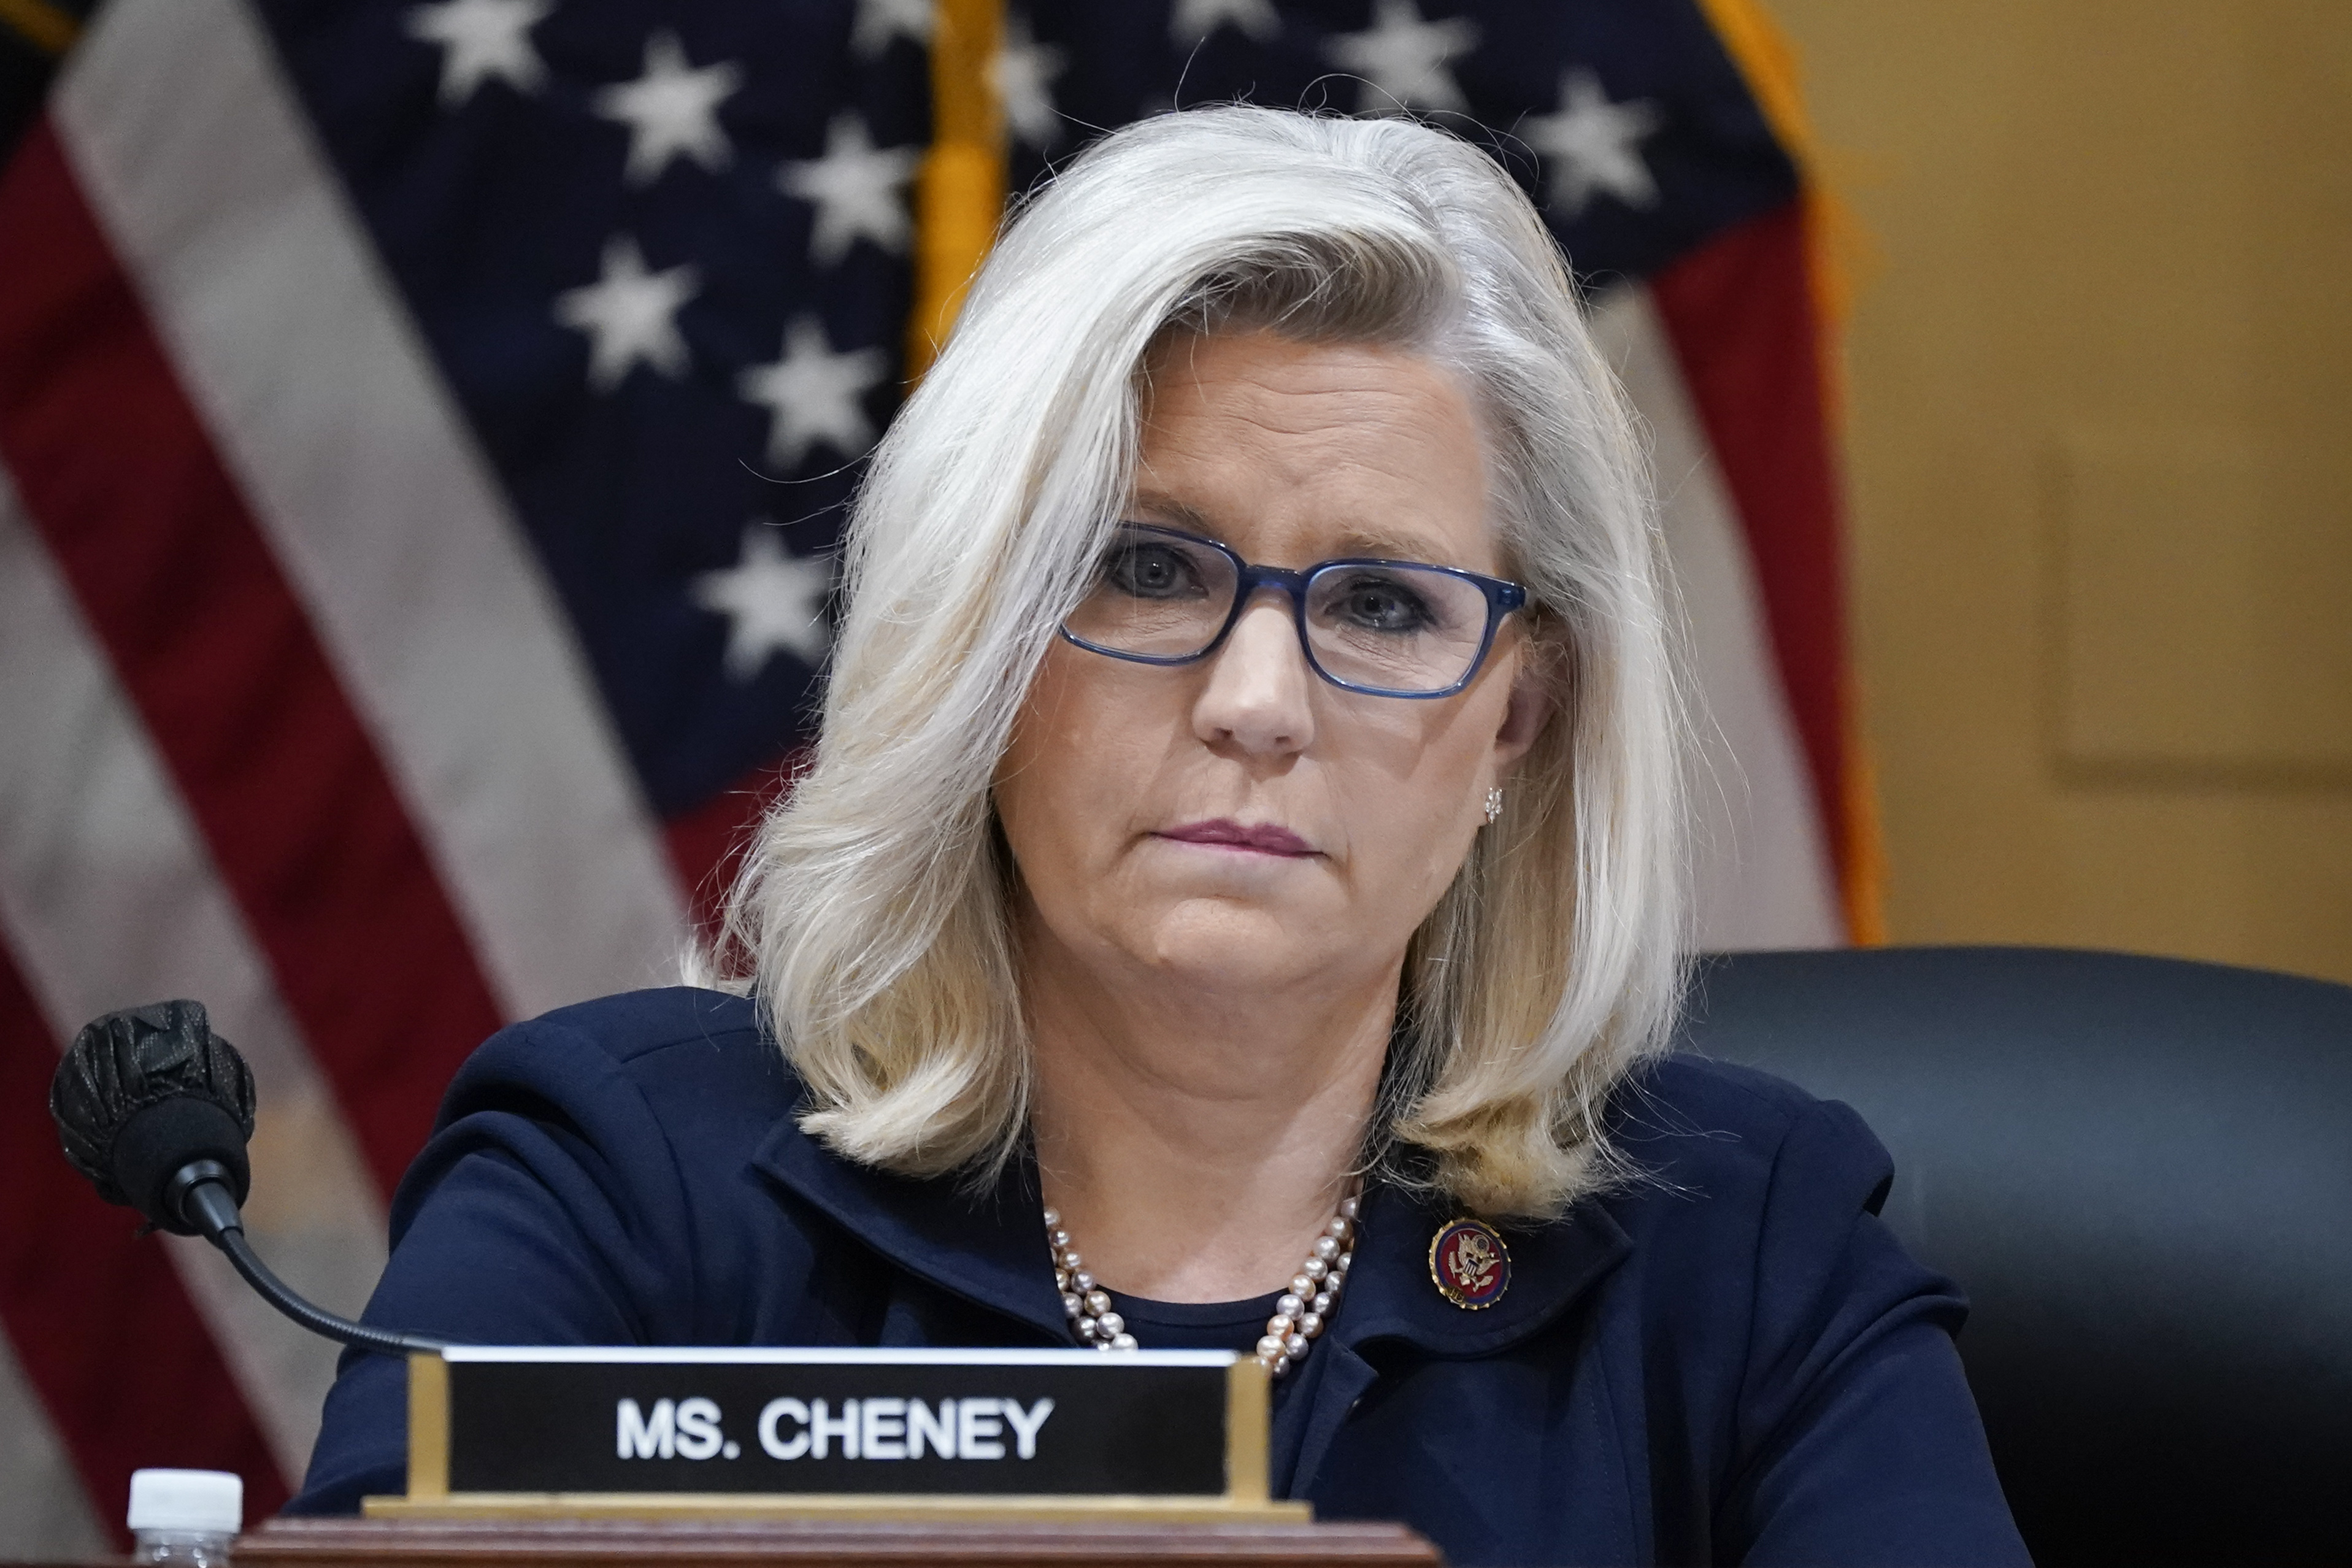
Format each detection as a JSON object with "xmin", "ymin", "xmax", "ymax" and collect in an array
[{"xmin": 52, "ymin": 1000, "xmax": 256, "ymax": 1232}]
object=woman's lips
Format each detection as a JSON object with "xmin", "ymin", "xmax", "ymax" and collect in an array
[{"xmin": 1155, "ymin": 819, "xmax": 1316, "ymax": 857}]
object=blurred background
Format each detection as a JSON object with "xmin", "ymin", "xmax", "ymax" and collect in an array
[
  {"xmin": 1778, "ymin": 0, "xmax": 2351, "ymax": 987},
  {"xmin": 0, "ymin": 0, "xmax": 2343, "ymax": 1553}
]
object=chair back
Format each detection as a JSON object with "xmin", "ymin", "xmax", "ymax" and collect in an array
[{"xmin": 1678, "ymin": 946, "xmax": 2352, "ymax": 1568}]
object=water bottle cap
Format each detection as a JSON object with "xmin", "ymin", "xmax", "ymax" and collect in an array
[{"xmin": 128, "ymin": 1469, "xmax": 243, "ymax": 1534}]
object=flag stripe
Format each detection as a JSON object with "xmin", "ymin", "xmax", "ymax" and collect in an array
[
  {"xmin": 0, "ymin": 117, "xmax": 504, "ymax": 1194},
  {"xmin": 1593, "ymin": 284, "xmax": 1842, "ymax": 948},
  {"xmin": 54, "ymin": 0, "xmax": 691, "ymax": 1018},
  {"xmin": 0, "ymin": 473, "xmax": 372, "ymax": 1179},
  {"xmin": 1647, "ymin": 199, "xmax": 1854, "ymax": 923},
  {"xmin": 0, "ymin": 470, "xmax": 386, "ymax": 1482},
  {"xmin": 0, "ymin": 937, "xmax": 291, "ymax": 1548},
  {"xmin": 0, "ymin": 1327, "xmax": 107, "ymax": 1558}
]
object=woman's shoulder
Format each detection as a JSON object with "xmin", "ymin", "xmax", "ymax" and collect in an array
[
  {"xmin": 1599, "ymin": 1050, "xmax": 1901, "ymax": 1244},
  {"xmin": 455, "ymin": 982, "xmax": 785, "ymax": 1090},
  {"xmin": 490, "ymin": 983, "xmax": 769, "ymax": 1064},
  {"xmin": 1624, "ymin": 1047, "xmax": 1858, "ymax": 1123},
  {"xmin": 412, "ymin": 986, "xmax": 804, "ymax": 1203}
]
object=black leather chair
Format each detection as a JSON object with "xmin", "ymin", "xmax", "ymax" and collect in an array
[{"xmin": 1677, "ymin": 946, "xmax": 2352, "ymax": 1567}]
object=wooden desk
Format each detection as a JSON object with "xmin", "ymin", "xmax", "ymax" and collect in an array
[{"xmin": 235, "ymin": 1516, "xmax": 1444, "ymax": 1566}]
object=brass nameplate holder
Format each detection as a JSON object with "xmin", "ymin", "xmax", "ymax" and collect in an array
[{"xmin": 366, "ymin": 1347, "xmax": 1305, "ymax": 1524}]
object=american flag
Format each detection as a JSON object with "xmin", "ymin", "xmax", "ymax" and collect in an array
[{"xmin": 0, "ymin": 0, "xmax": 1866, "ymax": 1547}]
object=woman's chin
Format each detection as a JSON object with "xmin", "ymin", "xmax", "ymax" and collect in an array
[{"xmin": 1109, "ymin": 896, "xmax": 1362, "ymax": 994}]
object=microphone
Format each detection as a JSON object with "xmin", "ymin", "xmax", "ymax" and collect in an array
[{"xmin": 52, "ymin": 1000, "xmax": 445, "ymax": 1357}]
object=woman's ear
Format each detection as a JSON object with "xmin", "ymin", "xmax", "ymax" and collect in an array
[{"xmin": 1492, "ymin": 655, "xmax": 1552, "ymax": 767}]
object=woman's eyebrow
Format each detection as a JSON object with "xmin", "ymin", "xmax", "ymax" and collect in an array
[
  {"xmin": 1127, "ymin": 501, "xmax": 1459, "ymax": 567},
  {"xmin": 1331, "ymin": 527, "xmax": 1447, "ymax": 564},
  {"xmin": 1128, "ymin": 494, "xmax": 1221, "ymax": 537}
]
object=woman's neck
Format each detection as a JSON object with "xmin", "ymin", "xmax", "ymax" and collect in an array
[{"xmin": 1023, "ymin": 935, "xmax": 1395, "ymax": 1304}]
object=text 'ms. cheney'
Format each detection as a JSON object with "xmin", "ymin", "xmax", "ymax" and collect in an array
[{"xmin": 615, "ymin": 1394, "xmax": 1056, "ymax": 1463}]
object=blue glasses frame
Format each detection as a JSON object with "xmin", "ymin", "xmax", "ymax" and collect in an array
[{"xmin": 1059, "ymin": 523, "xmax": 1529, "ymax": 700}]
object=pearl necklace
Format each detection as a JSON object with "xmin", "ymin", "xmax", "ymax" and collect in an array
[{"xmin": 1043, "ymin": 1193, "xmax": 1361, "ymax": 1378}]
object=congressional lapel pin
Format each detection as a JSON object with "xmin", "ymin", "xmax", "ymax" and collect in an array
[{"xmin": 1428, "ymin": 1217, "xmax": 1511, "ymax": 1309}]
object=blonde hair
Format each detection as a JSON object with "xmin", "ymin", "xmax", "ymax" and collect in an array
[{"xmin": 710, "ymin": 106, "xmax": 1688, "ymax": 1219}]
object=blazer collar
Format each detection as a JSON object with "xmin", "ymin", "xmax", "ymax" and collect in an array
[
  {"xmin": 750, "ymin": 1115, "xmax": 1070, "ymax": 1343},
  {"xmin": 1329, "ymin": 1180, "xmax": 1633, "ymax": 1359},
  {"xmin": 750, "ymin": 1112, "xmax": 1632, "ymax": 1358},
  {"xmin": 1280, "ymin": 1182, "xmax": 1631, "ymax": 1499}
]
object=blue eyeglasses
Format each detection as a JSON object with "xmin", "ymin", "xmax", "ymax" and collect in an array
[{"xmin": 1060, "ymin": 523, "xmax": 1529, "ymax": 699}]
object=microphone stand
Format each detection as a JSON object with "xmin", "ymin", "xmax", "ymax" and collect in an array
[{"xmin": 168, "ymin": 1158, "xmax": 447, "ymax": 1357}]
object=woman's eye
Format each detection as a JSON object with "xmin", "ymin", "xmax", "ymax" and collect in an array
[
  {"xmin": 1333, "ymin": 575, "xmax": 1434, "ymax": 632},
  {"xmin": 1106, "ymin": 544, "xmax": 1199, "ymax": 597}
]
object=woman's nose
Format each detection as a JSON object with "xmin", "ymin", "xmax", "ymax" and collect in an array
[{"xmin": 1193, "ymin": 594, "xmax": 1316, "ymax": 756}]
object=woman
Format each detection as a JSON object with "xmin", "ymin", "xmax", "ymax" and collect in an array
[{"xmin": 291, "ymin": 107, "xmax": 2026, "ymax": 1566}]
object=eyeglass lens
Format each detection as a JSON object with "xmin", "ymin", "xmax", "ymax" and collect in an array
[{"xmin": 1064, "ymin": 526, "xmax": 1496, "ymax": 694}]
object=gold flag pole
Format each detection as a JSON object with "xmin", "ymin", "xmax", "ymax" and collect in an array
[{"xmin": 905, "ymin": 0, "xmax": 1006, "ymax": 382}]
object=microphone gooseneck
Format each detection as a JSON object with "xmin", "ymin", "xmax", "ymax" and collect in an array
[
  {"xmin": 212, "ymin": 1218, "xmax": 443, "ymax": 1357},
  {"xmin": 52, "ymin": 1001, "xmax": 446, "ymax": 1357}
]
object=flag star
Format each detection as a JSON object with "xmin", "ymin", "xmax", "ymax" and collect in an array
[
  {"xmin": 1324, "ymin": 0, "xmax": 1480, "ymax": 116},
  {"xmin": 737, "ymin": 318, "xmax": 888, "ymax": 470},
  {"xmin": 992, "ymin": 13, "xmax": 1065, "ymax": 150},
  {"xmin": 778, "ymin": 115, "xmax": 921, "ymax": 266},
  {"xmin": 1170, "ymin": 0, "xmax": 1278, "ymax": 46},
  {"xmin": 851, "ymin": 0, "xmax": 932, "ymax": 58},
  {"xmin": 405, "ymin": 0, "xmax": 553, "ymax": 106},
  {"xmin": 554, "ymin": 235, "xmax": 699, "ymax": 393},
  {"xmin": 592, "ymin": 30, "xmax": 742, "ymax": 186},
  {"xmin": 693, "ymin": 525, "xmax": 834, "ymax": 679},
  {"xmin": 1524, "ymin": 69, "xmax": 1664, "ymax": 217}
]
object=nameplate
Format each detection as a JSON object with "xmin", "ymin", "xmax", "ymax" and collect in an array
[{"xmin": 367, "ymin": 1347, "xmax": 1303, "ymax": 1523}]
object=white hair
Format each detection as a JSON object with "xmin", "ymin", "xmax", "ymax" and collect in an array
[{"xmin": 710, "ymin": 105, "xmax": 1689, "ymax": 1218}]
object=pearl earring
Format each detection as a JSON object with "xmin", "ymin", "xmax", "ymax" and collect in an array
[{"xmin": 1484, "ymin": 788, "xmax": 1504, "ymax": 825}]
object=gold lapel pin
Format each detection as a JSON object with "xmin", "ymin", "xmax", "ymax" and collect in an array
[{"xmin": 1429, "ymin": 1216, "xmax": 1511, "ymax": 1309}]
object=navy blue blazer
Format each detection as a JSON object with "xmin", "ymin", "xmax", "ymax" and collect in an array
[{"xmin": 288, "ymin": 987, "xmax": 2027, "ymax": 1567}]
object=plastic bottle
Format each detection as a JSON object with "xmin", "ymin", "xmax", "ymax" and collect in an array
[{"xmin": 127, "ymin": 1469, "xmax": 242, "ymax": 1566}]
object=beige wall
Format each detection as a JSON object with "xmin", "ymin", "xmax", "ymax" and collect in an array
[{"xmin": 1769, "ymin": 0, "xmax": 2352, "ymax": 982}]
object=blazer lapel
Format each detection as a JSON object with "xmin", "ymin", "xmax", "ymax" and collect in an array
[
  {"xmin": 750, "ymin": 1118, "xmax": 1071, "ymax": 1343},
  {"xmin": 750, "ymin": 1112, "xmax": 1635, "ymax": 1502},
  {"xmin": 1288, "ymin": 1182, "xmax": 1634, "ymax": 1496}
]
